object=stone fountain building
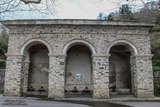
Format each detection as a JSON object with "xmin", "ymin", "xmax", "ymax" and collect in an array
[{"xmin": 2, "ymin": 20, "xmax": 154, "ymax": 98}]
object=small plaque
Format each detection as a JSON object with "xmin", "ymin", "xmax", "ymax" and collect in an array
[{"xmin": 75, "ymin": 73, "xmax": 82, "ymax": 80}]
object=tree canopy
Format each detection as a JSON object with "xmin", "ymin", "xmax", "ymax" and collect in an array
[{"xmin": 0, "ymin": 28, "xmax": 8, "ymax": 60}]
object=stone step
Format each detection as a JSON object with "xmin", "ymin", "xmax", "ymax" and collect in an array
[
  {"xmin": 24, "ymin": 91, "xmax": 48, "ymax": 98},
  {"xmin": 65, "ymin": 92, "xmax": 92, "ymax": 98}
]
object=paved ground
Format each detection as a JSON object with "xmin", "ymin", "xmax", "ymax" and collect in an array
[
  {"xmin": 0, "ymin": 96, "xmax": 160, "ymax": 107},
  {"xmin": 116, "ymin": 102, "xmax": 160, "ymax": 107},
  {"xmin": 0, "ymin": 96, "xmax": 129, "ymax": 107},
  {"xmin": 61, "ymin": 100, "xmax": 130, "ymax": 107},
  {"xmin": 0, "ymin": 98, "xmax": 91, "ymax": 107}
]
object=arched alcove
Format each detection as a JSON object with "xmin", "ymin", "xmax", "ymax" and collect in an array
[
  {"xmin": 65, "ymin": 44, "xmax": 93, "ymax": 98},
  {"xmin": 21, "ymin": 41, "xmax": 50, "ymax": 97},
  {"xmin": 107, "ymin": 40, "xmax": 138, "ymax": 96}
]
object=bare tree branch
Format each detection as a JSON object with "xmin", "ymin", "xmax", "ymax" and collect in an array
[
  {"xmin": 21, "ymin": 0, "xmax": 41, "ymax": 4},
  {"xmin": 0, "ymin": 0, "xmax": 159, "ymax": 20},
  {"xmin": 0, "ymin": 0, "xmax": 58, "ymax": 20}
]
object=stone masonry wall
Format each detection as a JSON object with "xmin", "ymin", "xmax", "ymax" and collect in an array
[
  {"xmin": 48, "ymin": 55, "xmax": 66, "ymax": 98},
  {"xmin": 92, "ymin": 56, "xmax": 110, "ymax": 98},
  {"xmin": 6, "ymin": 25, "xmax": 151, "ymax": 55},
  {"xmin": 3, "ymin": 20, "xmax": 154, "ymax": 98},
  {"xmin": 4, "ymin": 55, "xmax": 23, "ymax": 96},
  {"xmin": 134, "ymin": 55, "xmax": 154, "ymax": 97}
]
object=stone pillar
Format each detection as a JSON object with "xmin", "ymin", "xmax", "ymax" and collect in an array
[
  {"xmin": 4, "ymin": 54, "xmax": 23, "ymax": 96},
  {"xmin": 22, "ymin": 51, "xmax": 30, "ymax": 94},
  {"xmin": 22, "ymin": 61, "xmax": 30, "ymax": 94},
  {"xmin": 48, "ymin": 54, "xmax": 66, "ymax": 98},
  {"xmin": 92, "ymin": 54, "xmax": 110, "ymax": 99},
  {"xmin": 134, "ymin": 54, "xmax": 154, "ymax": 98},
  {"xmin": 130, "ymin": 56, "xmax": 136, "ymax": 94}
]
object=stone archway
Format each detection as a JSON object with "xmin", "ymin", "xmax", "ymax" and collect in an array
[
  {"xmin": 21, "ymin": 40, "xmax": 50, "ymax": 97},
  {"xmin": 27, "ymin": 44, "xmax": 49, "ymax": 96},
  {"xmin": 65, "ymin": 44, "xmax": 93, "ymax": 98},
  {"xmin": 62, "ymin": 39, "xmax": 96, "ymax": 55},
  {"xmin": 106, "ymin": 39, "xmax": 138, "ymax": 55},
  {"xmin": 20, "ymin": 39, "xmax": 52, "ymax": 55},
  {"xmin": 107, "ymin": 40, "xmax": 138, "ymax": 97},
  {"xmin": 109, "ymin": 45, "xmax": 132, "ymax": 95}
]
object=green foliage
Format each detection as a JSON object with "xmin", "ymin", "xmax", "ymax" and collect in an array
[
  {"xmin": 119, "ymin": 4, "xmax": 134, "ymax": 21},
  {"xmin": 154, "ymin": 84, "xmax": 160, "ymax": 96},
  {"xmin": 107, "ymin": 13, "xmax": 114, "ymax": 21},
  {"xmin": 119, "ymin": 4, "xmax": 132, "ymax": 15},
  {"xmin": 0, "ymin": 30, "xmax": 8, "ymax": 60},
  {"xmin": 156, "ymin": 15, "xmax": 160, "ymax": 25},
  {"xmin": 151, "ymin": 34, "xmax": 160, "ymax": 47},
  {"xmin": 0, "ymin": 28, "xmax": 8, "ymax": 69},
  {"xmin": 97, "ymin": 12, "xmax": 107, "ymax": 20},
  {"xmin": 151, "ymin": 33, "xmax": 160, "ymax": 72},
  {"xmin": 0, "ymin": 61, "xmax": 5, "ymax": 69},
  {"xmin": 151, "ymin": 33, "xmax": 160, "ymax": 96},
  {"xmin": 153, "ymin": 66, "xmax": 160, "ymax": 72}
]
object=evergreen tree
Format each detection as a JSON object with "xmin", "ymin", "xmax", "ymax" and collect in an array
[
  {"xmin": 0, "ymin": 27, "xmax": 8, "ymax": 60},
  {"xmin": 97, "ymin": 12, "xmax": 107, "ymax": 20},
  {"xmin": 107, "ymin": 13, "xmax": 114, "ymax": 21},
  {"xmin": 119, "ymin": 4, "xmax": 133, "ymax": 21},
  {"xmin": 156, "ymin": 14, "xmax": 160, "ymax": 25},
  {"xmin": 158, "ymin": 0, "xmax": 160, "ymax": 9},
  {"xmin": 0, "ymin": 27, "xmax": 8, "ymax": 70}
]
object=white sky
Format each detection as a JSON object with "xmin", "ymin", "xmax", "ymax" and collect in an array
[
  {"xmin": 56, "ymin": 0, "xmax": 117, "ymax": 19},
  {"xmin": 56, "ymin": 0, "xmax": 146, "ymax": 19},
  {"xmin": 3, "ymin": 0, "xmax": 155, "ymax": 20}
]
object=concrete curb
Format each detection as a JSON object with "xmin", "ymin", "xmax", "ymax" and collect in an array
[
  {"xmin": 54, "ymin": 97, "xmax": 160, "ymax": 102},
  {"xmin": 1, "ymin": 95, "xmax": 160, "ymax": 102}
]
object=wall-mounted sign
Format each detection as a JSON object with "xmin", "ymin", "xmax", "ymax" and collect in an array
[{"xmin": 75, "ymin": 73, "xmax": 82, "ymax": 81}]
